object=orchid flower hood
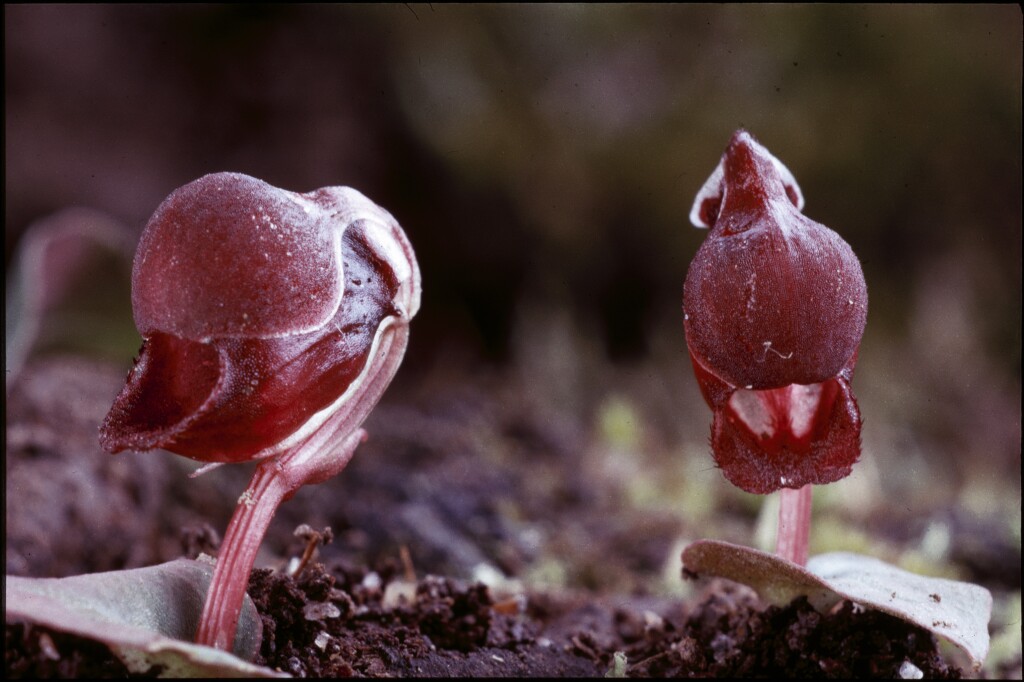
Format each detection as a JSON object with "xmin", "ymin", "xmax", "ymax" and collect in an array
[
  {"xmin": 684, "ymin": 131, "xmax": 868, "ymax": 494},
  {"xmin": 100, "ymin": 172, "xmax": 421, "ymax": 464}
]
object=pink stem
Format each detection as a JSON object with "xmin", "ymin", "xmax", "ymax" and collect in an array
[
  {"xmin": 775, "ymin": 484, "xmax": 812, "ymax": 566},
  {"xmin": 194, "ymin": 427, "xmax": 366, "ymax": 651},
  {"xmin": 194, "ymin": 460, "xmax": 290, "ymax": 650},
  {"xmin": 193, "ymin": 298, "xmax": 410, "ymax": 651}
]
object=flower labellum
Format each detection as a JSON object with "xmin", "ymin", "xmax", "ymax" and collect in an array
[
  {"xmin": 684, "ymin": 131, "xmax": 867, "ymax": 495},
  {"xmin": 100, "ymin": 172, "xmax": 421, "ymax": 464}
]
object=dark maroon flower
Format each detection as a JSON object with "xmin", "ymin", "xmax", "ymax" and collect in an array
[
  {"xmin": 98, "ymin": 172, "xmax": 420, "ymax": 651},
  {"xmin": 684, "ymin": 131, "xmax": 868, "ymax": 495},
  {"xmin": 100, "ymin": 172, "xmax": 420, "ymax": 464}
]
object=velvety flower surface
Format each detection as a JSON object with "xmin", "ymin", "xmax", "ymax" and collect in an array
[
  {"xmin": 99, "ymin": 172, "xmax": 420, "ymax": 463},
  {"xmin": 684, "ymin": 131, "xmax": 868, "ymax": 494}
]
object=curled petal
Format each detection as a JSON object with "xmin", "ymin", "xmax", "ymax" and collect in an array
[
  {"xmin": 99, "ymin": 332, "xmax": 223, "ymax": 454},
  {"xmin": 690, "ymin": 130, "xmax": 804, "ymax": 229}
]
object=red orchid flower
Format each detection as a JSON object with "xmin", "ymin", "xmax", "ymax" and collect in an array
[
  {"xmin": 99, "ymin": 172, "xmax": 420, "ymax": 651},
  {"xmin": 684, "ymin": 131, "xmax": 868, "ymax": 497},
  {"xmin": 100, "ymin": 172, "xmax": 420, "ymax": 463}
]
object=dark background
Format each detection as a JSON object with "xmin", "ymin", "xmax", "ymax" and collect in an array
[{"xmin": 6, "ymin": 4, "xmax": 1021, "ymax": 546}]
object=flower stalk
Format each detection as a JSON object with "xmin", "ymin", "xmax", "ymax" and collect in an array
[
  {"xmin": 775, "ymin": 484, "xmax": 812, "ymax": 566},
  {"xmin": 195, "ymin": 427, "xmax": 364, "ymax": 650}
]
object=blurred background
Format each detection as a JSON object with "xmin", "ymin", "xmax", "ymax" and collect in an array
[{"xmin": 5, "ymin": 4, "xmax": 1021, "ymax": 654}]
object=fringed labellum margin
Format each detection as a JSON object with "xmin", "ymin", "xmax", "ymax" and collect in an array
[
  {"xmin": 99, "ymin": 172, "xmax": 421, "ymax": 464},
  {"xmin": 684, "ymin": 131, "xmax": 867, "ymax": 495}
]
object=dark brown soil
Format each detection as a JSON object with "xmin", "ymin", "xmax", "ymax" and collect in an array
[
  {"xmin": 5, "ymin": 558, "xmax": 961, "ymax": 678},
  {"xmin": 240, "ymin": 555, "xmax": 962, "ymax": 678},
  {"xmin": 6, "ymin": 624, "xmax": 134, "ymax": 679},
  {"xmin": 2, "ymin": 357, "xmax": 1004, "ymax": 677}
]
